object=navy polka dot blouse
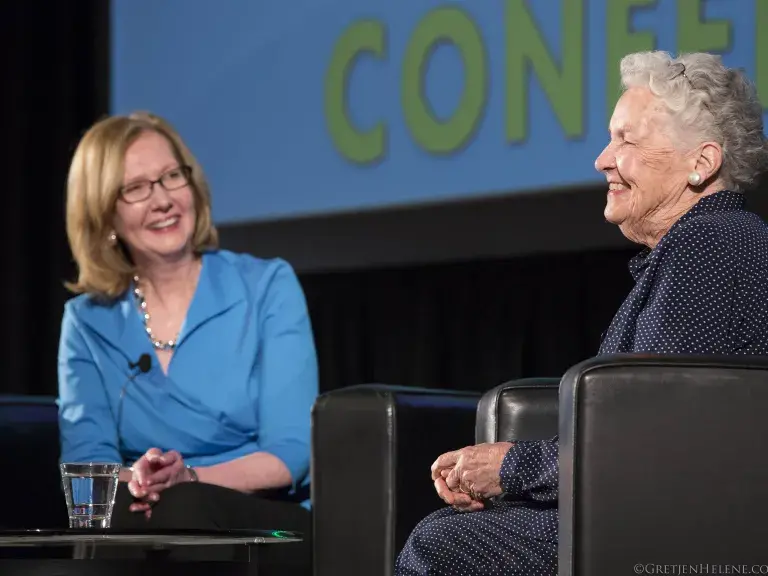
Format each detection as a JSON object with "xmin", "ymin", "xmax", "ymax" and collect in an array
[{"xmin": 395, "ymin": 190, "xmax": 768, "ymax": 576}]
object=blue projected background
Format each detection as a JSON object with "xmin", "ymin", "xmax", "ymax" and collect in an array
[{"xmin": 111, "ymin": 0, "xmax": 767, "ymax": 224}]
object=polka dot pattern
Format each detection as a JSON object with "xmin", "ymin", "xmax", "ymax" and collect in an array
[
  {"xmin": 394, "ymin": 442, "xmax": 559, "ymax": 576},
  {"xmin": 395, "ymin": 190, "xmax": 768, "ymax": 575},
  {"xmin": 599, "ymin": 190, "xmax": 768, "ymax": 355}
]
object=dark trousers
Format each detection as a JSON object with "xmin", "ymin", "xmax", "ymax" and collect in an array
[{"xmin": 106, "ymin": 482, "xmax": 312, "ymax": 574}]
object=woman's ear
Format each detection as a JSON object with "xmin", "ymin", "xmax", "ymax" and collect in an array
[{"xmin": 694, "ymin": 141, "xmax": 723, "ymax": 183}]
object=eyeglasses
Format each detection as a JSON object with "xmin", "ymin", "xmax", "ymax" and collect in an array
[{"xmin": 118, "ymin": 165, "xmax": 192, "ymax": 204}]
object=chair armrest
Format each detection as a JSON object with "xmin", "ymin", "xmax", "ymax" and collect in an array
[
  {"xmin": 0, "ymin": 396, "xmax": 67, "ymax": 529},
  {"xmin": 475, "ymin": 378, "xmax": 560, "ymax": 444},
  {"xmin": 559, "ymin": 354, "xmax": 768, "ymax": 576},
  {"xmin": 311, "ymin": 384, "xmax": 480, "ymax": 576}
]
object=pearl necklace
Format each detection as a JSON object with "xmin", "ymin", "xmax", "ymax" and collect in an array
[{"xmin": 132, "ymin": 276, "xmax": 177, "ymax": 351}]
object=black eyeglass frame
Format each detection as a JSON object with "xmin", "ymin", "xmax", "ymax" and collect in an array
[{"xmin": 117, "ymin": 165, "xmax": 193, "ymax": 204}]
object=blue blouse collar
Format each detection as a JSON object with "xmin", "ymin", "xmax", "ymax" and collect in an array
[{"xmin": 77, "ymin": 250, "xmax": 245, "ymax": 369}]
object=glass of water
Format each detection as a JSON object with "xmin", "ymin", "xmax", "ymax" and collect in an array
[{"xmin": 60, "ymin": 462, "xmax": 121, "ymax": 528}]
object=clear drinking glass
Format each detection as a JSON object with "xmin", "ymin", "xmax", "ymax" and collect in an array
[{"xmin": 60, "ymin": 462, "xmax": 121, "ymax": 528}]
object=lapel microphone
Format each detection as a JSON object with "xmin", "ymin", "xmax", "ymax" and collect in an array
[
  {"xmin": 117, "ymin": 354, "xmax": 153, "ymax": 456},
  {"xmin": 128, "ymin": 354, "xmax": 152, "ymax": 374}
]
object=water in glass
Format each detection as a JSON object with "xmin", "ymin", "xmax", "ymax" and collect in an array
[{"xmin": 60, "ymin": 463, "xmax": 120, "ymax": 528}]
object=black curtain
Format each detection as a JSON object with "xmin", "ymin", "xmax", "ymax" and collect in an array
[
  {"xmin": 2, "ymin": 2, "xmax": 640, "ymax": 399},
  {"xmin": 303, "ymin": 248, "xmax": 636, "ymax": 394},
  {"xmin": 3, "ymin": 2, "xmax": 109, "ymax": 395}
]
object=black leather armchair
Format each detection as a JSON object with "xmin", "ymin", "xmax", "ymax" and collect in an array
[
  {"xmin": 312, "ymin": 355, "xmax": 768, "ymax": 576},
  {"xmin": 474, "ymin": 377, "xmax": 559, "ymax": 444},
  {"xmin": 0, "ymin": 396, "xmax": 67, "ymax": 529},
  {"xmin": 311, "ymin": 384, "xmax": 481, "ymax": 576},
  {"xmin": 559, "ymin": 354, "xmax": 768, "ymax": 575},
  {"xmin": 310, "ymin": 379, "xmax": 561, "ymax": 576}
]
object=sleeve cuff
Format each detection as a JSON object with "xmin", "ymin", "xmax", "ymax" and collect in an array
[
  {"xmin": 498, "ymin": 438, "xmax": 559, "ymax": 501},
  {"xmin": 261, "ymin": 441, "xmax": 310, "ymax": 491},
  {"xmin": 499, "ymin": 441, "xmax": 526, "ymax": 494},
  {"xmin": 499, "ymin": 440, "xmax": 543, "ymax": 495}
]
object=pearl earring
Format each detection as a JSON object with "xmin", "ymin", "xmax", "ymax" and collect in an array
[
  {"xmin": 108, "ymin": 232, "xmax": 117, "ymax": 244},
  {"xmin": 688, "ymin": 172, "xmax": 702, "ymax": 186}
]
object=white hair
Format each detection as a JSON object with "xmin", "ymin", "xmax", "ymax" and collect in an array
[{"xmin": 619, "ymin": 51, "xmax": 768, "ymax": 192}]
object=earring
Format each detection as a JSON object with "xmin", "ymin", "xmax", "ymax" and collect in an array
[
  {"xmin": 108, "ymin": 232, "xmax": 117, "ymax": 244},
  {"xmin": 688, "ymin": 172, "xmax": 702, "ymax": 186}
]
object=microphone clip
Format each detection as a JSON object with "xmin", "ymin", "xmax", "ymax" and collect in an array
[{"xmin": 129, "ymin": 353, "xmax": 152, "ymax": 374}]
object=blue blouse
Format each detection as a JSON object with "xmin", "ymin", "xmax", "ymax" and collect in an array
[{"xmin": 57, "ymin": 250, "xmax": 319, "ymax": 504}]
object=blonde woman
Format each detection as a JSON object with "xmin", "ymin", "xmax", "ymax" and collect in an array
[{"xmin": 59, "ymin": 112, "xmax": 317, "ymax": 573}]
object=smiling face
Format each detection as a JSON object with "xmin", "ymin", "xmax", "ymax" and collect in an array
[
  {"xmin": 113, "ymin": 130, "xmax": 197, "ymax": 266},
  {"xmin": 594, "ymin": 87, "xmax": 695, "ymax": 243}
]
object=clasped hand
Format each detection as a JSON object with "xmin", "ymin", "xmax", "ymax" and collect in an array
[
  {"xmin": 128, "ymin": 448, "xmax": 195, "ymax": 518},
  {"xmin": 430, "ymin": 442, "xmax": 513, "ymax": 512}
]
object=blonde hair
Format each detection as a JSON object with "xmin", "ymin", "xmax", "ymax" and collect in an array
[{"xmin": 65, "ymin": 111, "xmax": 219, "ymax": 300}]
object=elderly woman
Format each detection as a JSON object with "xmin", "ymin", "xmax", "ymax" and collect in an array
[
  {"xmin": 395, "ymin": 51, "xmax": 768, "ymax": 575},
  {"xmin": 59, "ymin": 112, "xmax": 318, "ymax": 573}
]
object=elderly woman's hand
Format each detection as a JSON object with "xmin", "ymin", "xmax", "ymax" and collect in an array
[
  {"xmin": 430, "ymin": 442, "xmax": 514, "ymax": 512},
  {"xmin": 127, "ymin": 448, "xmax": 196, "ymax": 517}
]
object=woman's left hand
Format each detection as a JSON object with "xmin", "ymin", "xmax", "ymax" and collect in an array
[{"xmin": 128, "ymin": 449, "xmax": 195, "ymax": 516}]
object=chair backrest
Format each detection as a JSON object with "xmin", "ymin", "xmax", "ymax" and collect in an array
[
  {"xmin": 559, "ymin": 354, "xmax": 768, "ymax": 576},
  {"xmin": 311, "ymin": 384, "xmax": 479, "ymax": 576},
  {"xmin": 475, "ymin": 377, "xmax": 560, "ymax": 444},
  {"xmin": 0, "ymin": 395, "xmax": 68, "ymax": 528}
]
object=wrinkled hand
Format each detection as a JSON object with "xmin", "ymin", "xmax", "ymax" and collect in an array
[
  {"xmin": 128, "ymin": 448, "xmax": 193, "ymax": 517},
  {"xmin": 430, "ymin": 442, "xmax": 514, "ymax": 512}
]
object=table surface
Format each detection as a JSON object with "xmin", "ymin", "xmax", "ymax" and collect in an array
[{"xmin": 0, "ymin": 528, "xmax": 302, "ymax": 547}]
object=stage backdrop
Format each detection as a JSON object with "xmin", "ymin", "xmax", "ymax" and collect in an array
[{"xmin": 111, "ymin": 0, "xmax": 768, "ymax": 225}]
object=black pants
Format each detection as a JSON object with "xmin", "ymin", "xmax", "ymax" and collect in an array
[{"xmin": 105, "ymin": 482, "xmax": 312, "ymax": 574}]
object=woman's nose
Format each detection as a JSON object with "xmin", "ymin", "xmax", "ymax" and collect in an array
[
  {"xmin": 149, "ymin": 185, "xmax": 174, "ymax": 208},
  {"xmin": 594, "ymin": 145, "xmax": 615, "ymax": 173}
]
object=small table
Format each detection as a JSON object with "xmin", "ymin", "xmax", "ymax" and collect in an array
[{"xmin": 0, "ymin": 528, "xmax": 303, "ymax": 575}]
